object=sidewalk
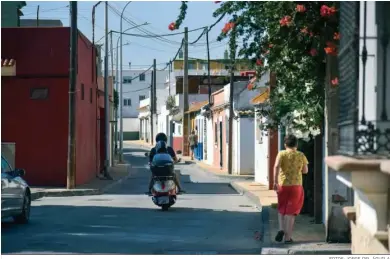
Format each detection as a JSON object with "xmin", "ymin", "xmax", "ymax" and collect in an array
[
  {"xmin": 125, "ymin": 140, "xmax": 153, "ymax": 149},
  {"xmin": 230, "ymin": 181, "xmax": 351, "ymax": 255},
  {"xmin": 180, "ymin": 156, "xmax": 254, "ymax": 180},
  {"xmin": 31, "ymin": 163, "xmax": 131, "ymax": 201}
]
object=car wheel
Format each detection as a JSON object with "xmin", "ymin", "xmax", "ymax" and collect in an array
[{"xmin": 13, "ymin": 192, "xmax": 31, "ymax": 224}]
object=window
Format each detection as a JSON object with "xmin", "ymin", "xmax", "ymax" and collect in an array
[
  {"xmin": 214, "ymin": 123, "xmax": 218, "ymax": 143},
  {"xmin": 113, "ymin": 76, "xmax": 116, "ymax": 83},
  {"xmin": 1, "ymin": 157, "xmax": 12, "ymax": 174},
  {"xmin": 178, "ymin": 125, "xmax": 182, "ymax": 135},
  {"xmin": 30, "ymin": 88, "xmax": 49, "ymax": 100},
  {"xmin": 188, "ymin": 62, "xmax": 196, "ymax": 70},
  {"xmin": 124, "ymin": 98, "xmax": 131, "ymax": 106},
  {"xmin": 139, "ymin": 73, "xmax": 145, "ymax": 81},
  {"xmin": 90, "ymin": 88, "xmax": 93, "ymax": 103},
  {"xmin": 139, "ymin": 95, "xmax": 146, "ymax": 101},
  {"xmin": 81, "ymin": 84, "xmax": 85, "ymax": 100},
  {"xmin": 123, "ymin": 76, "xmax": 132, "ymax": 84},
  {"xmin": 202, "ymin": 63, "xmax": 208, "ymax": 70}
]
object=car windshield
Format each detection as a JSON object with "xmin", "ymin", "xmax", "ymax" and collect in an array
[{"xmin": 1, "ymin": 157, "xmax": 12, "ymax": 174}]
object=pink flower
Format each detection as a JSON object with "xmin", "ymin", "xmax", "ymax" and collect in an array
[
  {"xmin": 296, "ymin": 4, "xmax": 306, "ymax": 13},
  {"xmin": 256, "ymin": 59, "xmax": 263, "ymax": 66},
  {"xmin": 222, "ymin": 22, "xmax": 235, "ymax": 34},
  {"xmin": 331, "ymin": 77, "xmax": 339, "ymax": 86},
  {"xmin": 310, "ymin": 48, "xmax": 317, "ymax": 56},
  {"xmin": 320, "ymin": 5, "xmax": 336, "ymax": 17},
  {"xmin": 301, "ymin": 27, "xmax": 309, "ymax": 34},
  {"xmin": 279, "ymin": 16, "xmax": 292, "ymax": 27},
  {"xmin": 333, "ymin": 32, "xmax": 340, "ymax": 40},
  {"xmin": 324, "ymin": 41, "xmax": 337, "ymax": 55},
  {"xmin": 168, "ymin": 22, "xmax": 176, "ymax": 31}
]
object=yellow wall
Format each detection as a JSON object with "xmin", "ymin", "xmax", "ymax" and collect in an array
[{"xmin": 173, "ymin": 59, "xmax": 251, "ymax": 71}]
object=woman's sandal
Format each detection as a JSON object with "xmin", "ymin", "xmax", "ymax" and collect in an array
[
  {"xmin": 284, "ymin": 238, "xmax": 294, "ymax": 244},
  {"xmin": 275, "ymin": 230, "xmax": 284, "ymax": 242}
]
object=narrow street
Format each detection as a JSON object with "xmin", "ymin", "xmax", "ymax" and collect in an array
[{"xmin": 1, "ymin": 143, "xmax": 263, "ymax": 255}]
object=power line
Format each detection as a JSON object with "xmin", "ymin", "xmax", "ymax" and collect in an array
[
  {"xmin": 107, "ymin": 4, "xmax": 183, "ymax": 46},
  {"xmin": 23, "ymin": 4, "xmax": 69, "ymax": 16}
]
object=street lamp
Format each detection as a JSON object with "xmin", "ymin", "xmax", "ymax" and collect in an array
[
  {"xmin": 116, "ymin": 22, "xmax": 149, "ymax": 157},
  {"xmin": 119, "ymin": 1, "xmax": 132, "ymax": 162}
]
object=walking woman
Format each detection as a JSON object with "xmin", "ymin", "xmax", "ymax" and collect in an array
[
  {"xmin": 273, "ymin": 134, "xmax": 308, "ymax": 243},
  {"xmin": 188, "ymin": 130, "xmax": 198, "ymax": 160}
]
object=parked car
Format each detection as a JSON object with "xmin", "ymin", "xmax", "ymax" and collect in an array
[{"xmin": 1, "ymin": 156, "xmax": 31, "ymax": 223}]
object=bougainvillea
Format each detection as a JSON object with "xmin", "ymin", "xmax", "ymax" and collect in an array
[{"xmin": 172, "ymin": 1, "xmax": 339, "ymax": 134}]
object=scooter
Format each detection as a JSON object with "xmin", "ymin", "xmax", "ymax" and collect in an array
[{"xmin": 145, "ymin": 152, "xmax": 181, "ymax": 211}]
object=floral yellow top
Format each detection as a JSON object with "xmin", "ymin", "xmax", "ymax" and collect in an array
[{"xmin": 277, "ymin": 150, "xmax": 308, "ymax": 186}]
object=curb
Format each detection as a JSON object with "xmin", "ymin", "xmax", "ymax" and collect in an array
[
  {"xmin": 190, "ymin": 161, "xmax": 255, "ymax": 181},
  {"xmin": 230, "ymin": 182, "xmax": 351, "ymax": 255},
  {"xmin": 31, "ymin": 164, "xmax": 131, "ymax": 201},
  {"xmin": 261, "ymin": 247, "xmax": 351, "ymax": 255},
  {"xmin": 229, "ymin": 181, "xmax": 262, "ymax": 208}
]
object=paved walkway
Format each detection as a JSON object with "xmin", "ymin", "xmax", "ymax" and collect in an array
[
  {"xmin": 31, "ymin": 163, "xmax": 131, "ymax": 200},
  {"xmin": 231, "ymin": 181, "xmax": 351, "ymax": 254}
]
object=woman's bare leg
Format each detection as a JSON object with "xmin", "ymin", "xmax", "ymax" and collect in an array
[
  {"xmin": 278, "ymin": 213, "xmax": 285, "ymax": 231},
  {"xmin": 284, "ymin": 215, "xmax": 296, "ymax": 240}
]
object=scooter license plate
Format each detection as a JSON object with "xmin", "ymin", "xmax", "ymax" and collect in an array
[{"xmin": 158, "ymin": 196, "xmax": 169, "ymax": 205}]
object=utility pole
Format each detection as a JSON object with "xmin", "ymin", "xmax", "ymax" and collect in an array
[
  {"xmin": 150, "ymin": 70, "xmax": 154, "ymax": 146},
  {"xmin": 115, "ymin": 38, "xmax": 119, "ymax": 157},
  {"xmin": 168, "ymin": 60, "xmax": 171, "ymax": 96},
  {"xmin": 36, "ymin": 5, "xmax": 39, "ymax": 26},
  {"xmin": 182, "ymin": 27, "xmax": 189, "ymax": 155},
  {"xmin": 206, "ymin": 27, "xmax": 211, "ymax": 104},
  {"xmin": 110, "ymin": 31, "xmax": 116, "ymax": 164},
  {"xmin": 103, "ymin": 1, "xmax": 112, "ymax": 179},
  {"xmin": 67, "ymin": 1, "xmax": 77, "ymax": 189},
  {"xmin": 119, "ymin": 2, "xmax": 132, "ymax": 163},
  {"xmin": 227, "ymin": 66, "xmax": 235, "ymax": 175},
  {"xmin": 153, "ymin": 58, "xmax": 157, "ymax": 141}
]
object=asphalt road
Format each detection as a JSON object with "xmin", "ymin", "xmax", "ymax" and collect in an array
[{"xmin": 2, "ymin": 144, "xmax": 263, "ymax": 255}]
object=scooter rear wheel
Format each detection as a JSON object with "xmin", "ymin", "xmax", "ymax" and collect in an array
[{"xmin": 161, "ymin": 204, "xmax": 170, "ymax": 211}]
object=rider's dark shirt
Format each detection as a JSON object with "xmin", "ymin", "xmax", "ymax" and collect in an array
[{"xmin": 149, "ymin": 146, "xmax": 176, "ymax": 163}]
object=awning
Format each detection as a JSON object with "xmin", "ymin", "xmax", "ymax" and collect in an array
[
  {"xmin": 185, "ymin": 100, "xmax": 209, "ymax": 114},
  {"xmin": 251, "ymin": 88, "xmax": 269, "ymax": 105},
  {"xmin": 1, "ymin": 58, "xmax": 16, "ymax": 76}
]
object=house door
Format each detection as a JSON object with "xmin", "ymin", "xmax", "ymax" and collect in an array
[
  {"xmin": 256, "ymin": 133, "xmax": 269, "ymax": 186},
  {"xmin": 219, "ymin": 121, "xmax": 223, "ymax": 168}
]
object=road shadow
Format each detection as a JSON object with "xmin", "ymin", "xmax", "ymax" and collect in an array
[
  {"xmin": 2, "ymin": 205, "xmax": 263, "ymax": 255},
  {"xmin": 108, "ymin": 146, "xmax": 239, "ymax": 196}
]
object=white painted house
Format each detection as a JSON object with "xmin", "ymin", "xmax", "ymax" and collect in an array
[
  {"xmin": 115, "ymin": 69, "xmax": 168, "ymax": 140},
  {"xmin": 225, "ymin": 81, "xmax": 262, "ymax": 175}
]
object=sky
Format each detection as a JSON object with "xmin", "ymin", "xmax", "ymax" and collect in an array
[{"xmin": 20, "ymin": 1, "xmax": 231, "ymax": 70}]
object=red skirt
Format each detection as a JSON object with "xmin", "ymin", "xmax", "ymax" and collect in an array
[{"xmin": 277, "ymin": 185, "xmax": 304, "ymax": 216}]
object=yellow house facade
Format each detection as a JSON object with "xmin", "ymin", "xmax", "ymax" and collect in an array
[{"xmin": 173, "ymin": 58, "xmax": 252, "ymax": 73}]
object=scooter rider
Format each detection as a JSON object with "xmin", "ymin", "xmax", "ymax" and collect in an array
[{"xmin": 147, "ymin": 133, "xmax": 185, "ymax": 194}]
